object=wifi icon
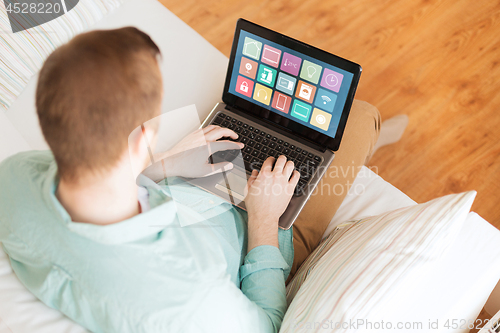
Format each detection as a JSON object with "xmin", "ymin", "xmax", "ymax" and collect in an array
[
  {"xmin": 321, "ymin": 95, "xmax": 331, "ymax": 105},
  {"xmin": 315, "ymin": 89, "xmax": 337, "ymax": 112}
]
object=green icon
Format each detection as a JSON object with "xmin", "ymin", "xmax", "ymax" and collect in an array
[
  {"xmin": 291, "ymin": 100, "xmax": 312, "ymax": 121},
  {"xmin": 299, "ymin": 60, "xmax": 322, "ymax": 84},
  {"xmin": 242, "ymin": 37, "xmax": 262, "ymax": 60},
  {"xmin": 257, "ymin": 64, "xmax": 277, "ymax": 87}
]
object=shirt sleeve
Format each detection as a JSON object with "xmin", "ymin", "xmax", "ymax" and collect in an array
[
  {"xmin": 239, "ymin": 245, "xmax": 290, "ymax": 332},
  {"xmin": 182, "ymin": 246, "xmax": 290, "ymax": 333}
]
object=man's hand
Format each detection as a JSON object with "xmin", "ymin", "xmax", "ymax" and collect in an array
[
  {"xmin": 245, "ymin": 156, "xmax": 300, "ymax": 252},
  {"xmin": 142, "ymin": 125, "xmax": 243, "ymax": 181},
  {"xmin": 154, "ymin": 125, "xmax": 240, "ymax": 161}
]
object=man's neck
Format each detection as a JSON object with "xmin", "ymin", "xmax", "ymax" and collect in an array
[{"xmin": 56, "ymin": 165, "xmax": 140, "ymax": 225}]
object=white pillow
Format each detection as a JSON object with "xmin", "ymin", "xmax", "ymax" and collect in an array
[
  {"xmin": 0, "ymin": 0, "xmax": 123, "ymax": 111},
  {"xmin": 281, "ymin": 191, "xmax": 476, "ymax": 333}
]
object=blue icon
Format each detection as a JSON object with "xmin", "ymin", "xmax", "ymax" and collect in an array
[
  {"xmin": 276, "ymin": 72, "xmax": 296, "ymax": 95},
  {"xmin": 314, "ymin": 88, "xmax": 337, "ymax": 113}
]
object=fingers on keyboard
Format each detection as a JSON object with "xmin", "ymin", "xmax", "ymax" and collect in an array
[{"xmin": 211, "ymin": 112, "xmax": 322, "ymax": 196}]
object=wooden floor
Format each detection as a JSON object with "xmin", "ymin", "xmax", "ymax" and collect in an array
[
  {"xmin": 470, "ymin": 307, "xmax": 492, "ymax": 333},
  {"xmin": 159, "ymin": 0, "xmax": 500, "ymax": 228}
]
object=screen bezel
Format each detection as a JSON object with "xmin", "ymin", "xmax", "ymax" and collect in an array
[{"xmin": 222, "ymin": 19, "xmax": 362, "ymax": 151}]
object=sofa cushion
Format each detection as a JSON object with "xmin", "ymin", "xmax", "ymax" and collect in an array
[
  {"xmin": 0, "ymin": 0, "xmax": 123, "ymax": 112},
  {"xmin": 281, "ymin": 191, "xmax": 476, "ymax": 332}
]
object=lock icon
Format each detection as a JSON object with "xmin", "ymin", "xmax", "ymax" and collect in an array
[{"xmin": 240, "ymin": 81, "xmax": 249, "ymax": 93}]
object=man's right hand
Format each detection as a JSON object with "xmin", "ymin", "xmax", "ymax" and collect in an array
[
  {"xmin": 245, "ymin": 156, "xmax": 300, "ymax": 252},
  {"xmin": 142, "ymin": 125, "xmax": 243, "ymax": 182}
]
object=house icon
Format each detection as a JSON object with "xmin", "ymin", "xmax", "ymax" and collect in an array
[{"xmin": 243, "ymin": 38, "xmax": 261, "ymax": 60}]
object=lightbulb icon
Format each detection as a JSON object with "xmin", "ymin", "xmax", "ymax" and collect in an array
[{"xmin": 306, "ymin": 66, "xmax": 316, "ymax": 78}]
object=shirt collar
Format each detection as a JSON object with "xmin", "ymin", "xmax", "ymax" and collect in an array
[{"xmin": 44, "ymin": 161, "xmax": 177, "ymax": 245}]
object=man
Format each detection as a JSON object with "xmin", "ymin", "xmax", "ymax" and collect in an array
[{"xmin": 0, "ymin": 28, "xmax": 384, "ymax": 332}]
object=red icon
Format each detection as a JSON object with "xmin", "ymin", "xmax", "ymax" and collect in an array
[
  {"xmin": 271, "ymin": 92, "xmax": 292, "ymax": 114},
  {"xmin": 236, "ymin": 75, "xmax": 254, "ymax": 98},
  {"xmin": 261, "ymin": 45, "xmax": 282, "ymax": 68},
  {"xmin": 239, "ymin": 57, "xmax": 258, "ymax": 79}
]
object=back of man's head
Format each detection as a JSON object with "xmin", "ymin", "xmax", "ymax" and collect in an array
[{"xmin": 36, "ymin": 27, "xmax": 162, "ymax": 182}]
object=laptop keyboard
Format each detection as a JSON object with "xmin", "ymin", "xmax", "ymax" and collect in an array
[{"xmin": 211, "ymin": 112, "xmax": 322, "ymax": 196}]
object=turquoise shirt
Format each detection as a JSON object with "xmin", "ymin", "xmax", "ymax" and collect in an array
[{"xmin": 0, "ymin": 151, "xmax": 294, "ymax": 333}]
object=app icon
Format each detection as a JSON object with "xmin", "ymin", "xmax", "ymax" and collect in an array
[
  {"xmin": 235, "ymin": 75, "xmax": 254, "ymax": 98},
  {"xmin": 271, "ymin": 92, "xmax": 292, "ymax": 114},
  {"xmin": 239, "ymin": 57, "xmax": 258, "ymax": 79},
  {"xmin": 320, "ymin": 68, "xmax": 344, "ymax": 93},
  {"xmin": 295, "ymin": 80, "xmax": 317, "ymax": 103},
  {"xmin": 276, "ymin": 72, "xmax": 296, "ymax": 95},
  {"xmin": 310, "ymin": 108, "xmax": 332, "ymax": 131},
  {"xmin": 257, "ymin": 64, "xmax": 277, "ymax": 87},
  {"xmin": 313, "ymin": 88, "xmax": 337, "ymax": 112},
  {"xmin": 252, "ymin": 83, "xmax": 273, "ymax": 106},
  {"xmin": 299, "ymin": 60, "xmax": 322, "ymax": 84},
  {"xmin": 280, "ymin": 52, "xmax": 302, "ymax": 76},
  {"xmin": 261, "ymin": 44, "xmax": 282, "ymax": 68},
  {"xmin": 242, "ymin": 37, "xmax": 262, "ymax": 60},
  {"xmin": 291, "ymin": 100, "xmax": 312, "ymax": 122}
]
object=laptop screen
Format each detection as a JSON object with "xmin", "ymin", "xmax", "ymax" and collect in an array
[{"xmin": 222, "ymin": 19, "xmax": 362, "ymax": 151}]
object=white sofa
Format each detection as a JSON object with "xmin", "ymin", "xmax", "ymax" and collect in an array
[{"xmin": 1, "ymin": 0, "xmax": 500, "ymax": 332}]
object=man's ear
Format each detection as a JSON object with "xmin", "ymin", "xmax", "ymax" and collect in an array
[{"xmin": 128, "ymin": 124, "xmax": 156, "ymax": 177}]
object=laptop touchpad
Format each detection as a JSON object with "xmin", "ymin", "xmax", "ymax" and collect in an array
[{"xmin": 215, "ymin": 171, "xmax": 247, "ymax": 203}]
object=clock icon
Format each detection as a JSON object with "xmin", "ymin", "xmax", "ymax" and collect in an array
[
  {"xmin": 325, "ymin": 74, "xmax": 339, "ymax": 87},
  {"xmin": 321, "ymin": 69, "xmax": 344, "ymax": 93}
]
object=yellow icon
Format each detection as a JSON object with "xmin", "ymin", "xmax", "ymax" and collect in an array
[
  {"xmin": 310, "ymin": 108, "xmax": 332, "ymax": 131},
  {"xmin": 252, "ymin": 83, "xmax": 273, "ymax": 106}
]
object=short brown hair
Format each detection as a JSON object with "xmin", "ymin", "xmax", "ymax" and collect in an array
[{"xmin": 36, "ymin": 27, "xmax": 162, "ymax": 181}]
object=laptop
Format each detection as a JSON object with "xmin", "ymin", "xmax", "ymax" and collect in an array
[{"xmin": 188, "ymin": 19, "xmax": 361, "ymax": 230}]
